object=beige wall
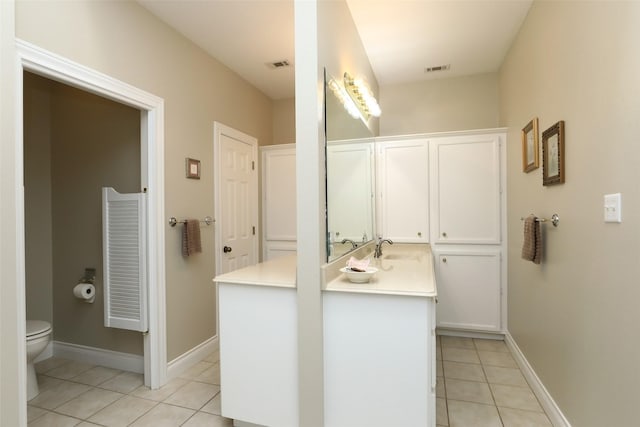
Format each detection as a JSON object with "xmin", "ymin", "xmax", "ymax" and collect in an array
[
  {"xmin": 499, "ymin": 2, "xmax": 640, "ymax": 425},
  {"xmin": 24, "ymin": 73, "xmax": 54, "ymax": 325},
  {"xmin": 24, "ymin": 73, "xmax": 143, "ymax": 354},
  {"xmin": 16, "ymin": 0, "xmax": 273, "ymax": 361},
  {"xmin": 379, "ymin": 72, "xmax": 499, "ymax": 136},
  {"xmin": 272, "ymin": 97, "xmax": 296, "ymax": 145}
]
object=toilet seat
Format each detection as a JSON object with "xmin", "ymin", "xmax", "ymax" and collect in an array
[{"xmin": 26, "ymin": 320, "xmax": 52, "ymax": 340}]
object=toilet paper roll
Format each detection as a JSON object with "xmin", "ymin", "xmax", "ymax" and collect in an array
[{"xmin": 73, "ymin": 283, "xmax": 95, "ymax": 303}]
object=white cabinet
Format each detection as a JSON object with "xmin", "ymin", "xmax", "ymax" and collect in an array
[
  {"xmin": 433, "ymin": 249, "xmax": 501, "ymax": 332},
  {"xmin": 323, "ymin": 291, "xmax": 436, "ymax": 427},
  {"xmin": 261, "ymin": 145, "xmax": 296, "ymax": 261},
  {"xmin": 376, "ymin": 138, "xmax": 429, "ymax": 242},
  {"xmin": 373, "ymin": 131, "xmax": 505, "ymax": 333},
  {"xmin": 429, "ymin": 134, "xmax": 501, "ymax": 244}
]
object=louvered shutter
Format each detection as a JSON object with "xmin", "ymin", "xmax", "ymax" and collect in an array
[{"xmin": 102, "ymin": 187, "xmax": 148, "ymax": 332}]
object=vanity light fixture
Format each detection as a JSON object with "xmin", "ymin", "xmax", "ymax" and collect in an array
[
  {"xmin": 328, "ymin": 77, "xmax": 361, "ymax": 119},
  {"xmin": 343, "ymin": 72, "xmax": 381, "ymax": 120}
]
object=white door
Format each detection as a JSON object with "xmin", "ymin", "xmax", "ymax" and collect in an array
[{"xmin": 214, "ymin": 122, "xmax": 258, "ymax": 274}]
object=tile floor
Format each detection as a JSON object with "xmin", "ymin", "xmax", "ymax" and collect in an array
[
  {"xmin": 29, "ymin": 336, "xmax": 552, "ymax": 426},
  {"xmin": 436, "ymin": 335, "xmax": 553, "ymax": 427},
  {"xmin": 28, "ymin": 350, "xmax": 232, "ymax": 426}
]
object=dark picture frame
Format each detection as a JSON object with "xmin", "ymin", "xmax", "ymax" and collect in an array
[
  {"xmin": 542, "ymin": 121, "xmax": 565, "ymax": 186},
  {"xmin": 186, "ymin": 158, "xmax": 201, "ymax": 179}
]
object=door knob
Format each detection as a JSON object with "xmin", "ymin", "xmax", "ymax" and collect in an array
[{"xmin": 223, "ymin": 246, "xmax": 232, "ymax": 253}]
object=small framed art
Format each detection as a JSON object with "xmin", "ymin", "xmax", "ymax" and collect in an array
[
  {"xmin": 522, "ymin": 117, "xmax": 539, "ymax": 173},
  {"xmin": 186, "ymin": 158, "xmax": 201, "ymax": 179},
  {"xmin": 542, "ymin": 121, "xmax": 565, "ymax": 186}
]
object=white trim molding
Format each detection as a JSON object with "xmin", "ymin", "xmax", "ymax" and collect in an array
[
  {"xmin": 167, "ymin": 335, "xmax": 219, "ymax": 380},
  {"xmin": 504, "ymin": 332, "xmax": 572, "ymax": 427},
  {"xmin": 53, "ymin": 341, "xmax": 144, "ymax": 374},
  {"xmin": 15, "ymin": 39, "xmax": 167, "ymax": 390}
]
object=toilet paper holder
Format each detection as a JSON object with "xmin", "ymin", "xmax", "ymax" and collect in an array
[{"xmin": 80, "ymin": 268, "xmax": 96, "ymax": 284}]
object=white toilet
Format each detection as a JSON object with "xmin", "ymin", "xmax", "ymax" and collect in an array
[{"xmin": 26, "ymin": 320, "xmax": 52, "ymax": 400}]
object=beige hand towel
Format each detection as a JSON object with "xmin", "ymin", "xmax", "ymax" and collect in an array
[
  {"xmin": 182, "ymin": 219, "xmax": 202, "ymax": 257},
  {"xmin": 521, "ymin": 215, "xmax": 541, "ymax": 264}
]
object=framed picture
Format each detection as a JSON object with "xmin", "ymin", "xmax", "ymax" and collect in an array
[
  {"xmin": 186, "ymin": 158, "xmax": 201, "ymax": 179},
  {"xmin": 542, "ymin": 121, "xmax": 565, "ymax": 186},
  {"xmin": 521, "ymin": 117, "xmax": 539, "ymax": 172}
]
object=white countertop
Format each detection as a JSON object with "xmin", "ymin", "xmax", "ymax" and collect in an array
[
  {"xmin": 213, "ymin": 254, "xmax": 296, "ymax": 288},
  {"xmin": 212, "ymin": 244, "xmax": 437, "ymax": 298},
  {"xmin": 323, "ymin": 243, "xmax": 437, "ymax": 298}
]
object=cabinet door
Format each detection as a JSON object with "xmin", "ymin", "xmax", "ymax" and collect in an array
[
  {"xmin": 261, "ymin": 146, "xmax": 296, "ymax": 259},
  {"xmin": 264, "ymin": 241, "xmax": 297, "ymax": 261},
  {"xmin": 377, "ymin": 139, "xmax": 429, "ymax": 242},
  {"xmin": 430, "ymin": 134, "xmax": 501, "ymax": 244},
  {"xmin": 324, "ymin": 292, "xmax": 434, "ymax": 427},
  {"xmin": 434, "ymin": 250, "xmax": 501, "ymax": 332}
]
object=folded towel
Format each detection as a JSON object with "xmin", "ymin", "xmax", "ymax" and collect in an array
[
  {"xmin": 521, "ymin": 215, "xmax": 541, "ymax": 264},
  {"xmin": 182, "ymin": 219, "xmax": 202, "ymax": 257},
  {"xmin": 346, "ymin": 256, "xmax": 370, "ymax": 271}
]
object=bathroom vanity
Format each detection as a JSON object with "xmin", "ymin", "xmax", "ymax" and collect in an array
[
  {"xmin": 214, "ymin": 255, "xmax": 298, "ymax": 427},
  {"xmin": 213, "ymin": 243, "xmax": 437, "ymax": 427},
  {"xmin": 323, "ymin": 243, "xmax": 437, "ymax": 427}
]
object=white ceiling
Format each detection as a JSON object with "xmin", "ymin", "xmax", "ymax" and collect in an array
[{"xmin": 138, "ymin": 0, "xmax": 532, "ymax": 100}]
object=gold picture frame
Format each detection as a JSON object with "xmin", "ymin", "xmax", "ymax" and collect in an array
[
  {"xmin": 186, "ymin": 157, "xmax": 201, "ymax": 179},
  {"xmin": 542, "ymin": 121, "xmax": 565, "ymax": 186},
  {"xmin": 521, "ymin": 117, "xmax": 539, "ymax": 173}
]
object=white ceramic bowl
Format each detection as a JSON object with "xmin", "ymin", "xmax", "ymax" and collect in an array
[{"xmin": 339, "ymin": 267, "xmax": 378, "ymax": 283}]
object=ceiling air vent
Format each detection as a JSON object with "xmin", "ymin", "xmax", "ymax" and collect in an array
[
  {"xmin": 267, "ymin": 60, "xmax": 291, "ymax": 69},
  {"xmin": 424, "ymin": 64, "xmax": 451, "ymax": 73}
]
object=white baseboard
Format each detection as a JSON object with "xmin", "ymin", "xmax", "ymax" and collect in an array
[
  {"xmin": 167, "ymin": 335, "xmax": 219, "ymax": 380},
  {"xmin": 437, "ymin": 328, "xmax": 505, "ymax": 340},
  {"xmin": 53, "ymin": 341, "xmax": 144, "ymax": 373},
  {"xmin": 504, "ymin": 332, "xmax": 571, "ymax": 427}
]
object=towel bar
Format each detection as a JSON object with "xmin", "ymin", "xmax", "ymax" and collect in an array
[
  {"xmin": 520, "ymin": 213, "xmax": 560, "ymax": 227},
  {"xmin": 169, "ymin": 216, "xmax": 214, "ymax": 227}
]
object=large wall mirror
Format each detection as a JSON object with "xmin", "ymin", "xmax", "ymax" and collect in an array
[{"xmin": 325, "ymin": 70, "xmax": 376, "ymax": 261}]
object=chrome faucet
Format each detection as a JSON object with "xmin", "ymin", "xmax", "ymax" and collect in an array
[
  {"xmin": 341, "ymin": 238, "xmax": 358, "ymax": 249},
  {"xmin": 374, "ymin": 237, "xmax": 393, "ymax": 258}
]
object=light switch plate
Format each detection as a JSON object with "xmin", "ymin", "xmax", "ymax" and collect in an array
[{"xmin": 604, "ymin": 193, "xmax": 622, "ymax": 223}]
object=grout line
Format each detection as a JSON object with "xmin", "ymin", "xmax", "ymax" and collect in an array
[{"xmin": 31, "ymin": 355, "xmax": 227, "ymax": 426}]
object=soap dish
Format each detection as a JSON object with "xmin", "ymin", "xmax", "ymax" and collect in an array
[{"xmin": 339, "ymin": 267, "xmax": 378, "ymax": 283}]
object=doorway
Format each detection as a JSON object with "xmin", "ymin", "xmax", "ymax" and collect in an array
[
  {"xmin": 15, "ymin": 41, "xmax": 167, "ymax": 400},
  {"xmin": 23, "ymin": 71, "xmax": 145, "ymax": 363}
]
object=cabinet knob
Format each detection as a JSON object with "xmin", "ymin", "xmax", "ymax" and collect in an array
[
  {"xmin": 442, "ymin": 257, "xmax": 447, "ymax": 263},
  {"xmin": 417, "ymin": 232, "xmax": 422, "ymax": 237},
  {"xmin": 442, "ymin": 232, "xmax": 447, "ymax": 238}
]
